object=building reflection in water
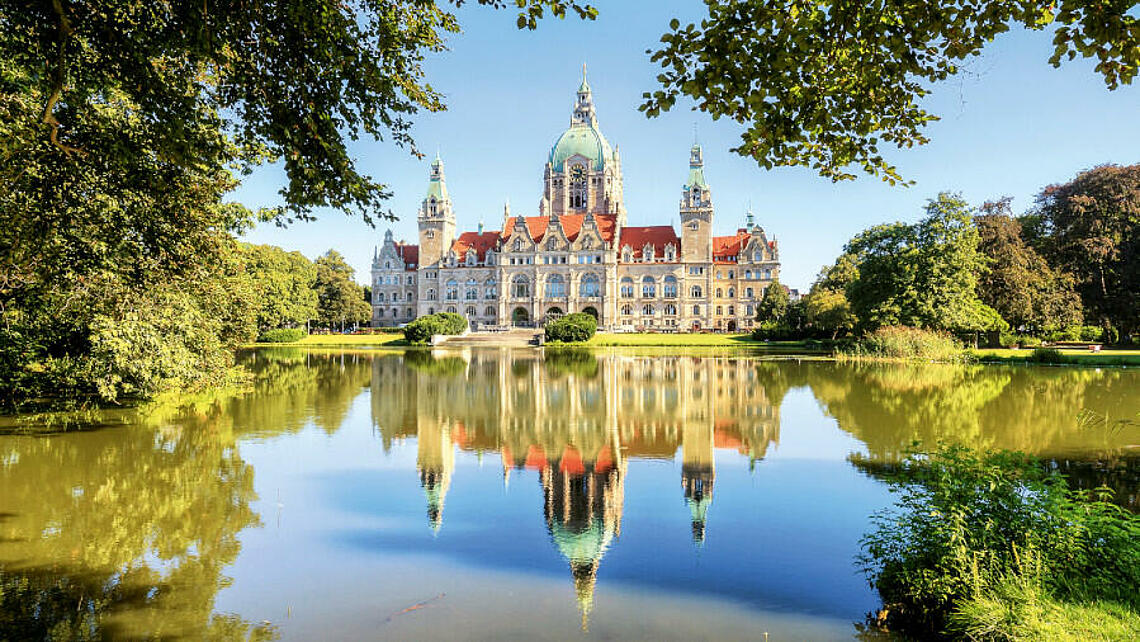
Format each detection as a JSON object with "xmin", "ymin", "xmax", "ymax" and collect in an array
[{"xmin": 370, "ymin": 348, "xmax": 781, "ymax": 625}]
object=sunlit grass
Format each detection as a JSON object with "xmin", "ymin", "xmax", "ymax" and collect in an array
[{"xmin": 972, "ymin": 348, "xmax": 1140, "ymax": 366}]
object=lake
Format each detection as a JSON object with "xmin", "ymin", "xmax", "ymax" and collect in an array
[{"xmin": 2, "ymin": 348, "xmax": 1137, "ymax": 640}]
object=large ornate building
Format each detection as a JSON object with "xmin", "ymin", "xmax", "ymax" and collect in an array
[{"xmin": 371, "ymin": 71, "xmax": 781, "ymax": 331}]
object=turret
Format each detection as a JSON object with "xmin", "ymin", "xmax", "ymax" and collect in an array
[
  {"xmin": 417, "ymin": 153, "xmax": 456, "ymax": 268},
  {"xmin": 680, "ymin": 143, "xmax": 713, "ymax": 263}
]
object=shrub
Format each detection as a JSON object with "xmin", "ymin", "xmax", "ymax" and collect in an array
[
  {"xmin": 257, "ymin": 328, "xmax": 307, "ymax": 343},
  {"xmin": 841, "ymin": 326, "xmax": 965, "ymax": 362},
  {"xmin": 859, "ymin": 446, "xmax": 1140, "ymax": 639},
  {"xmin": 544, "ymin": 312, "xmax": 597, "ymax": 343},
  {"xmin": 1029, "ymin": 347, "xmax": 1064, "ymax": 364},
  {"xmin": 403, "ymin": 313, "xmax": 467, "ymax": 345}
]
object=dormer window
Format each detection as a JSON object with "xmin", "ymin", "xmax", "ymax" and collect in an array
[
  {"xmin": 465, "ymin": 252, "xmax": 476, "ymax": 266},
  {"xmin": 622, "ymin": 247, "xmax": 632, "ymax": 263},
  {"xmin": 514, "ymin": 238, "xmax": 523, "ymax": 251},
  {"xmin": 642, "ymin": 244, "xmax": 654, "ymax": 263}
]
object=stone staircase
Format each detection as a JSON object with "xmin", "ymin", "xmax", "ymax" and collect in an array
[{"xmin": 435, "ymin": 329, "xmax": 542, "ymax": 348}]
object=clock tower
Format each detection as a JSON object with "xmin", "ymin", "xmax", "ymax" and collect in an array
[
  {"xmin": 680, "ymin": 143, "xmax": 713, "ymax": 263},
  {"xmin": 540, "ymin": 66, "xmax": 626, "ymax": 224}
]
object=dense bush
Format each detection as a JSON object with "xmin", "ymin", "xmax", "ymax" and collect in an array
[
  {"xmin": 860, "ymin": 446, "xmax": 1140, "ymax": 639},
  {"xmin": 257, "ymin": 328, "xmax": 307, "ymax": 343},
  {"xmin": 1029, "ymin": 348, "xmax": 1064, "ymax": 364},
  {"xmin": 1044, "ymin": 325, "xmax": 1104, "ymax": 342},
  {"xmin": 403, "ymin": 313, "xmax": 468, "ymax": 345},
  {"xmin": 1016, "ymin": 334, "xmax": 1043, "ymax": 348},
  {"xmin": 841, "ymin": 326, "xmax": 965, "ymax": 362},
  {"xmin": 544, "ymin": 312, "xmax": 597, "ymax": 343}
]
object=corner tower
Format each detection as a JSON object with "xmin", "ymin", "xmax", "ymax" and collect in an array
[
  {"xmin": 680, "ymin": 143, "xmax": 713, "ymax": 262},
  {"xmin": 417, "ymin": 153, "xmax": 456, "ymax": 269},
  {"xmin": 541, "ymin": 66, "xmax": 625, "ymax": 223}
]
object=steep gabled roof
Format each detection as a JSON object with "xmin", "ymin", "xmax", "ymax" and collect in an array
[
  {"xmin": 712, "ymin": 229, "xmax": 751, "ymax": 263},
  {"xmin": 451, "ymin": 231, "xmax": 501, "ymax": 263},
  {"xmin": 618, "ymin": 225, "xmax": 680, "ymax": 261},
  {"xmin": 397, "ymin": 243, "xmax": 419, "ymax": 270}
]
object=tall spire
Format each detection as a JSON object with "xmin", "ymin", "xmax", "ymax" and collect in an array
[
  {"xmin": 686, "ymin": 142, "xmax": 707, "ymax": 189},
  {"xmin": 745, "ymin": 202, "xmax": 756, "ymax": 232},
  {"xmin": 572, "ymin": 64, "xmax": 596, "ymax": 127},
  {"xmin": 426, "ymin": 152, "xmax": 448, "ymax": 200}
]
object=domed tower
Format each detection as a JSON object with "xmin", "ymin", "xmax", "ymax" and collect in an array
[
  {"xmin": 541, "ymin": 66, "xmax": 625, "ymax": 224},
  {"xmin": 680, "ymin": 143, "xmax": 713, "ymax": 263},
  {"xmin": 418, "ymin": 153, "xmax": 456, "ymax": 269}
]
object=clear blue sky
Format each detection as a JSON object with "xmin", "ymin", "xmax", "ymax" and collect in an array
[{"xmin": 237, "ymin": 1, "xmax": 1140, "ymax": 290}]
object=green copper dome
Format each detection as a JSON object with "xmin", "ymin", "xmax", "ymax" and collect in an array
[{"xmin": 549, "ymin": 125, "xmax": 613, "ymax": 172}]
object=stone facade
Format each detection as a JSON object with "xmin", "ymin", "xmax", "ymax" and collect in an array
[{"xmin": 371, "ymin": 70, "xmax": 781, "ymax": 331}]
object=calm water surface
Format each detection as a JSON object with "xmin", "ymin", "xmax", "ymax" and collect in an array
[{"xmin": 2, "ymin": 348, "xmax": 1138, "ymax": 640}]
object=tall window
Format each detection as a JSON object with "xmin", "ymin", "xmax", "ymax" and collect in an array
[
  {"xmin": 620, "ymin": 277, "xmax": 634, "ymax": 298},
  {"xmin": 621, "ymin": 304, "xmax": 632, "ymax": 316},
  {"xmin": 746, "ymin": 287, "xmax": 754, "ymax": 298},
  {"xmin": 642, "ymin": 304, "xmax": 655, "ymax": 316},
  {"xmin": 484, "ymin": 278, "xmax": 497, "ymax": 299},
  {"xmin": 465, "ymin": 279, "xmax": 478, "ymax": 300},
  {"xmin": 690, "ymin": 285, "xmax": 703, "ymax": 298},
  {"xmin": 663, "ymin": 275, "xmax": 678, "ymax": 298},
  {"xmin": 512, "ymin": 275, "xmax": 530, "ymax": 298},
  {"xmin": 465, "ymin": 306, "xmax": 477, "ymax": 317},
  {"xmin": 546, "ymin": 274, "xmax": 567, "ymax": 298},
  {"xmin": 728, "ymin": 287, "xmax": 735, "ymax": 298},
  {"xmin": 445, "ymin": 279, "xmax": 458, "ymax": 300},
  {"xmin": 569, "ymin": 164, "xmax": 587, "ymax": 209},
  {"xmin": 641, "ymin": 276, "xmax": 656, "ymax": 298},
  {"xmin": 664, "ymin": 304, "xmax": 677, "ymax": 316},
  {"xmin": 580, "ymin": 274, "xmax": 600, "ymax": 297}
]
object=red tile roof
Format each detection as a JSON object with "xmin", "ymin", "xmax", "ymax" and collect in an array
[
  {"xmin": 500, "ymin": 213, "xmax": 618, "ymax": 245},
  {"xmin": 451, "ymin": 231, "xmax": 501, "ymax": 262},
  {"xmin": 618, "ymin": 225, "xmax": 680, "ymax": 261},
  {"xmin": 712, "ymin": 230, "xmax": 751, "ymax": 262},
  {"xmin": 397, "ymin": 243, "xmax": 419, "ymax": 270}
]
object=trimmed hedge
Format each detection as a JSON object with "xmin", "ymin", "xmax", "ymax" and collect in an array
[
  {"xmin": 257, "ymin": 327, "xmax": 307, "ymax": 343},
  {"xmin": 544, "ymin": 312, "xmax": 597, "ymax": 343},
  {"xmin": 403, "ymin": 312, "xmax": 468, "ymax": 345}
]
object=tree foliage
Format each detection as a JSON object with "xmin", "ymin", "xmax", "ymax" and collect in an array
[
  {"xmin": 845, "ymin": 193, "xmax": 1005, "ymax": 333},
  {"xmin": 755, "ymin": 279, "xmax": 790, "ymax": 322},
  {"xmin": 313, "ymin": 250, "xmax": 371, "ymax": 328},
  {"xmin": 240, "ymin": 243, "xmax": 318, "ymax": 332},
  {"xmin": 0, "ymin": 0, "xmax": 595, "ymax": 223},
  {"xmin": 643, "ymin": 1, "xmax": 1140, "ymax": 183},
  {"xmin": 974, "ymin": 199, "xmax": 1082, "ymax": 331},
  {"xmin": 1028, "ymin": 164, "xmax": 1140, "ymax": 338},
  {"xmin": 545, "ymin": 312, "xmax": 597, "ymax": 343}
]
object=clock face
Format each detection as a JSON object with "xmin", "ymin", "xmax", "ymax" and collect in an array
[{"xmin": 570, "ymin": 165, "xmax": 586, "ymax": 185}]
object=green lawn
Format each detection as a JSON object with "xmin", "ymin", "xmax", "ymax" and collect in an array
[
  {"xmin": 249, "ymin": 333, "xmax": 407, "ymax": 347},
  {"xmin": 971, "ymin": 347, "xmax": 1140, "ymax": 366},
  {"xmin": 584, "ymin": 333, "xmax": 808, "ymax": 347}
]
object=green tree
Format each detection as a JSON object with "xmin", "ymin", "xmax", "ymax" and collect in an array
[
  {"xmin": 975, "ymin": 199, "xmax": 1082, "ymax": 332},
  {"xmin": 755, "ymin": 279, "xmax": 790, "ymax": 323},
  {"xmin": 846, "ymin": 193, "xmax": 1005, "ymax": 333},
  {"xmin": 313, "ymin": 250, "xmax": 371, "ymax": 329},
  {"xmin": 1029, "ymin": 164, "xmax": 1140, "ymax": 340},
  {"xmin": 642, "ymin": 1, "xmax": 1140, "ymax": 183},
  {"xmin": 804, "ymin": 288, "xmax": 855, "ymax": 339},
  {"xmin": 240, "ymin": 243, "xmax": 319, "ymax": 332}
]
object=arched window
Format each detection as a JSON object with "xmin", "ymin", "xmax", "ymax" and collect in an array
[
  {"xmin": 621, "ymin": 304, "xmax": 632, "ymax": 316},
  {"xmin": 664, "ymin": 304, "xmax": 677, "ymax": 315},
  {"xmin": 446, "ymin": 306, "xmax": 457, "ymax": 314},
  {"xmin": 690, "ymin": 285, "xmax": 703, "ymax": 298},
  {"xmin": 428, "ymin": 307, "xmax": 435, "ymax": 315},
  {"xmin": 754, "ymin": 251, "xmax": 763, "ymax": 262},
  {"xmin": 512, "ymin": 275, "xmax": 530, "ymax": 298},
  {"xmin": 716, "ymin": 305, "xmax": 723, "ymax": 315},
  {"xmin": 728, "ymin": 270, "xmax": 734, "ymax": 279},
  {"xmin": 376, "ymin": 292, "xmax": 385, "ymax": 302},
  {"xmin": 641, "ymin": 276, "xmax": 656, "ymax": 298},
  {"xmin": 580, "ymin": 273, "xmax": 600, "ymax": 297},
  {"xmin": 663, "ymin": 275, "xmax": 678, "ymax": 298},
  {"xmin": 465, "ymin": 278, "xmax": 478, "ymax": 300},
  {"xmin": 622, "ymin": 247, "xmax": 632, "ymax": 263},
  {"xmin": 692, "ymin": 304, "xmax": 701, "ymax": 315},
  {"xmin": 407, "ymin": 275, "xmax": 414, "ymax": 285},
  {"xmin": 514, "ymin": 238, "xmax": 523, "ymax": 251},
  {"xmin": 620, "ymin": 276, "xmax": 634, "ymax": 298},
  {"xmin": 746, "ymin": 287, "xmax": 754, "ymax": 298},
  {"xmin": 716, "ymin": 288, "xmax": 723, "ymax": 298},
  {"xmin": 407, "ymin": 307, "xmax": 413, "ymax": 317},
  {"xmin": 728, "ymin": 305, "xmax": 735, "ymax": 315},
  {"xmin": 391, "ymin": 307, "xmax": 398, "ymax": 318},
  {"xmin": 546, "ymin": 274, "xmax": 567, "ymax": 298},
  {"xmin": 763, "ymin": 269, "xmax": 772, "ymax": 279},
  {"xmin": 745, "ymin": 270, "xmax": 753, "ymax": 279},
  {"xmin": 377, "ymin": 308, "xmax": 384, "ymax": 317},
  {"xmin": 642, "ymin": 304, "xmax": 655, "ymax": 316},
  {"xmin": 445, "ymin": 279, "xmax": 458, "ymax": 300},
  {"xmin": 664, "ymin": 245, "xmax": 676, "ymax": 261},
  {"xmin": 465, "ymin": 306, "xmax": 477, "ymax": 317},
  {"xmin": 728, "ymin": 287, "xmax": 735, "ymax": 298},
  {"xmin": 484, "ymin": 306, "xmax": 496, "ymax": 317}
]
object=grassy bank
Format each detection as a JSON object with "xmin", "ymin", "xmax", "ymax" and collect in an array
[
  {"xmin": 972, "ymin": 348, "xmax": 1140, "ymax": 366},
  {"xmin": 247, "ymin": 333, "xmax": 407, "ymax": 347},
  {"xmin": 585, "ymin": 333, "xmax": 807, "ymax": 347}
]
